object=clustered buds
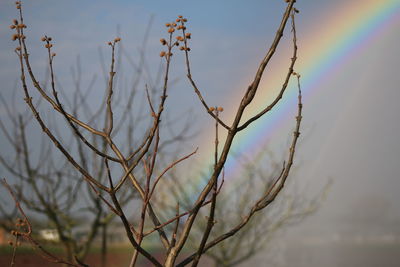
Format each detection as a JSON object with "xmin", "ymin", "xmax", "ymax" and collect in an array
[
  {"xmin": 159, "ymin": 15, "xmax": 192, "ymax": 58},
  {"xmin": 15, "ymin": 1, "xmax": 21, "ymax": 9},
  {"xmin": 292, "ymin": 71, "xmax": 300, "ymax": 78},
  {"xmin": 209, "ymin": 106, "xmax": 224, "ymax": 113},
  {"xmin": 107, "ymin": 37, "xmax": 121, "ymax": 47},
  {"xmin": 41, "ymin": 36, "xmax": 53, "ymax": 49},
  {"xmin": 10, "ymin": 18, "xmax": 27, "ymax": 42},
  {"xmin": 7, "ymin": 218, "xmax": 26, "ymax": 247}
]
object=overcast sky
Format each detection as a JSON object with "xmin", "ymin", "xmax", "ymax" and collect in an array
[{"xmin": 1, "ymin": 0, "xmax": 400, "ymax": 250}]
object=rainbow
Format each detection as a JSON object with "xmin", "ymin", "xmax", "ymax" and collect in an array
[{"xmin": 194, "ymin": 0, "xmax": 400, "ymax": 179}]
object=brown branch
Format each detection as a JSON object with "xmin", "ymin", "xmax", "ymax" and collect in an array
[
  {"xmin": 178, "ymin": 21, "xmax": 230, "ymax": 131},
  {"xmin": 43, "ymin": 36, "xmax": 121, "ymax": 163},
  {"xmin": 143, "ymin": 179, "xmax": 225, "ymax": 237},
  {"xmin": 148, "ymin": 148, "xmax": 198, "ymax": 201},
  {"xmin": 12, "ymin": 7, "xmax": 110, "ymax": 193},
  {"xmin": 191, "ymin": 108, "xmax": 220, "ymax": 267},
  {"xmin": 237, "ymin": 11, "xmax": 298, "ymax": 131}
]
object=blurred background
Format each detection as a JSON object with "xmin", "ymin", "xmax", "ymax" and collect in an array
[{"xmin": 1, "ymin": 0, "xmax": 399, "ymax": 266}]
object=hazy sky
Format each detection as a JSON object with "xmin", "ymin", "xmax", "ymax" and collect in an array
[{"xmin": 1, "ymin": 0, "xmax": 400, "ymax": 247}]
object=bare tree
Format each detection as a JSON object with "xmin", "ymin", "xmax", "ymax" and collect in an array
[{"xmin": 2, "ymin": 1, "xmax": 305, "ymax": 266}]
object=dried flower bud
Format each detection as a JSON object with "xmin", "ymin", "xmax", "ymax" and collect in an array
[
  {"xmin": 168, "ymin": 52, "xmax": 173, "ymax": 56},
  {"xmin": 160, "ymin": 38, "xmax": 167, "ymax": 45},
  {"xmin": 21, "ymin": 34, "xmax": 26, "ymax": 40},
  {"xmin": 294, "ymin": 8, "xmax": 300, "ymax": 13},
  {"xmin": 12, "ymin": 34, "xmax": 19, "ymax": 41},
  {"xmin": 8, "ymin": 241, "xmax": 13, "ymax": 246},
  {"xmin": 168, "ymin": 27, "xmax": 175, "ymax": 33},
  {"xmin": 174, "ymin": 42, "xmax": 179, "ymax": 46},
  {"xmin": 10, "ymin": 25, "xmax": 16, "ymax": 29},
  {"xmin": 177, "ymin": 25, "xmax": 183, "ymax": 30},
  {"xmin": 160, "ymin": 51, "xmax": 166, "ymax": 57},
  {"xmin": 176, "ymin": 36, "xmax": 184, "ymax": 41},
  {"xmin": 176, "ymin": 19, "xmax": 181, "ymax": 22},
  {"xmin": 185, "ymin": 33, "xmax": 191, "ymax": 39},
  {"xmin": 15, "ymin": 1, "xmax": 21, "ymax": 4},
  {"xmin": 217, "ymin": 107, "xmax": 224, "ymax": 112},
  {"xmin": 13, "ymin": 19, "xmax": 18, "ymax": 25},
  {"xmin": 172, "ymin": 23, "xmax": 177, "ymax": 27},
  {"xmin": 165, "ymin": 23, "xmax": 171, "ymax": 27},
  {"xmin": 114, "ymin": 37, "xmax": 121, "ymax": 42},
  {"xmin": 52, "ymin": 53, "xmax": 56, "ymax": 57},
  {"xmin": 182, "ymin": 18, "xmax": 187, "ymax": 22},
  {"xmin": 16, "ymin": 5, "xmax": 21, "ymax": 9},
  {"xmin": 15, "ymin": 46, "xmax": 21, "ymax": 51},
  {"xmin": 107, "ymin": 41, "xmax": 112, "ymax": 45},
  {"xmin": 48, "ymin": 37, "xmax": 52, "ymax": 41},
  {"xmin": 209, "ymin": 107, "xmax": 215, "ymax": 112},
  {"xmin": 178, "ymin": 15, "xmax": 183, "ymax": 18},
  {"xmin": 179, "ymin": 46, "xmax": 185, "ymax": 51},
  {"xmin": 186, "ymin": 47, "xmax": 191, "ymax": 51},
  {"xmin": 41, "ymin": 36, "xmax": 46, "ymax": 42}
]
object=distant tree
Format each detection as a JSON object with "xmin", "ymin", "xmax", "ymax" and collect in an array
[{"xmin": 161, "ymin": 148, "xmax": 329, "ymax": 267}]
